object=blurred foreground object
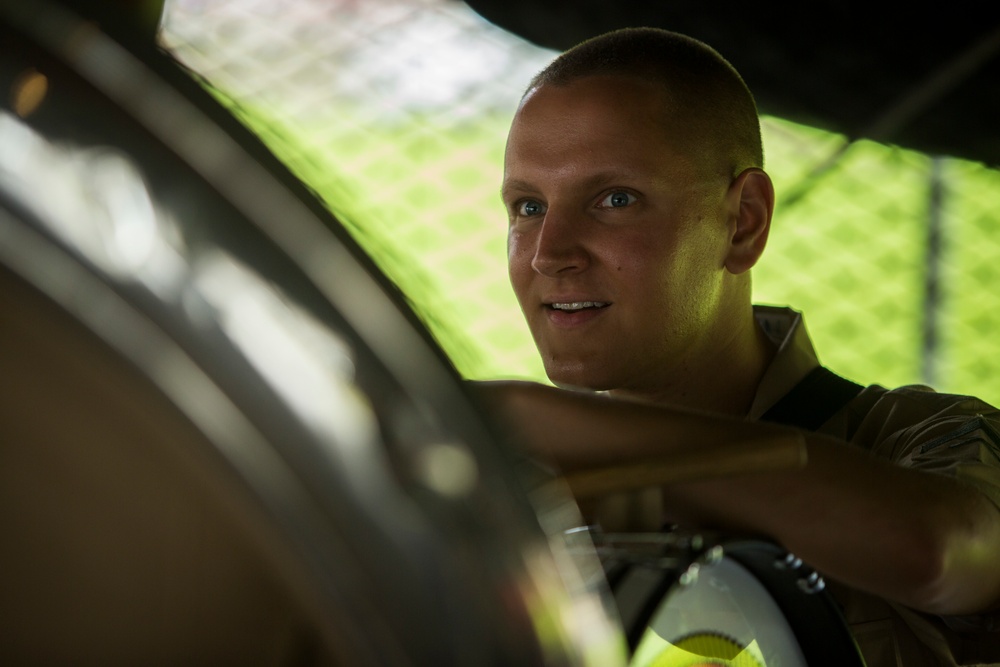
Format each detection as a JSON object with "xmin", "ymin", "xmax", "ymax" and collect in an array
[{"xmin": 0, "ymin": 1, "xmax": 624, "ymax": 664}]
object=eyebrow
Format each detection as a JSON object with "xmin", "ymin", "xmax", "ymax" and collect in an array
[
  {"xmin": 501, "ymin": 171, "xmax": 640, "ymax": 201},
  {"xmin": 500, "ymin": 178, "xmax": 535, "ymax": 201}
]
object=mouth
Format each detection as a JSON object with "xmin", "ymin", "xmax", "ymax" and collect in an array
[{"xmin": 546, "ymin": 301, "xmax": 610, "ymax": 312}]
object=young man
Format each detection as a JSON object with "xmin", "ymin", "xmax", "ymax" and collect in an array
[{"xmin": 483, "ymin": 27, "xmax": 1000, "ymax": 666}]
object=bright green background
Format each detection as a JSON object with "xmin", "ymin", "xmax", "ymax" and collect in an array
[{"xmin": 162, "ymin": 1, "xmax": 1000, "ymax": 407}]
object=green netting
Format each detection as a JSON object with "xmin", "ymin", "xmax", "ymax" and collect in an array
[{"xmin": 160, "ymin": 0, "xmax": 1000, "ymax": 406}]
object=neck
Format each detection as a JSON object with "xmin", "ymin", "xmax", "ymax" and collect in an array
[{"xmin": 610, "ymin": 308, "xmax": 776, "ymax": 417}]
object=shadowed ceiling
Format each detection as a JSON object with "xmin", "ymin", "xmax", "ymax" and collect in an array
[{"xmin": 464, "ymin": 0, "xmax": 1000, "ymax": 168}]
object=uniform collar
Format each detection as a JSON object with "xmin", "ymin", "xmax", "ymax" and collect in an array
[{"xmin": 748, "ymin": 305, "xmax": 822, "ymax": 420}]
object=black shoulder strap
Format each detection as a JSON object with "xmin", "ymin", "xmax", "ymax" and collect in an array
[{"xmin": 761, "ymin": 366, "xmax": 864, "ymax": 431}]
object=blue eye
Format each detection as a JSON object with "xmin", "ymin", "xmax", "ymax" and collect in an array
[
  {"xmin": 517, "ymin": 199, "xmax": 546, "ymax": 216},
  {"xmin": 600, "ymin": 191, "xmax": 636, "ymax": 208}
]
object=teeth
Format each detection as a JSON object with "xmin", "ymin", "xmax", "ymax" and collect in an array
[{"xmin": 551, "ymin": 301, "xmax": 608, "ymax": 311}]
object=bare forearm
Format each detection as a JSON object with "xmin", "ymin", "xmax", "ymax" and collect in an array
[
  {"xmin": 661, "ymin": 437, "xmax": 1000, "ymax": 615},
  {"xmin": 477, "ymin": 379, "xmax": 798, "ymax": 469}
]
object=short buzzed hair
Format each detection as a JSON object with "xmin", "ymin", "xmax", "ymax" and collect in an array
[{"xmin": 527, "ymin": 28, "xmax": 764, "ymax": 176}]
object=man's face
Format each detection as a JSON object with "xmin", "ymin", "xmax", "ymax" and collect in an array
[{"xmin": 502, "ymin": 75, "xmax": 735, "ymax": 394}]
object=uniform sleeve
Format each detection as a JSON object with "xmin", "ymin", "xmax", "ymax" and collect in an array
[
  {"xmin": 912, "ymin": 408, "xmax": 998, "ymax": 508},
  {"xmin": 849, "ymin": 387, "xmax": 1000, "ymax": 655},
  {"xmin": 851, "ymin": 387, "xmax": 1000, "ymax": 510}
]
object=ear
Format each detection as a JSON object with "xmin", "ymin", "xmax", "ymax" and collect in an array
[{"xmin": 724, "ymin": 168, "xmax": 774, "ymax": 275}]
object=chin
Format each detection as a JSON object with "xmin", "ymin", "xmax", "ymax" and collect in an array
[{"xmin": 543, "ymin": 362, "xmax": 613, "ymax": 393}]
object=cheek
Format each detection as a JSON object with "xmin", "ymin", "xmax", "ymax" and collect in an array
[
  {"xmin": 506, "ymin": 232, "xmax": 533, "ymax": 294},
  {"xmin": 606, "ymin": 234, "xmax": 681, "ymax": 285},
  {"xmin": 611, "ymin": 234, "xmax": 707, "ymax": 318},
  {"xmin": 506, "ymin": 229, "xmax": 523, "ymax": 262}
]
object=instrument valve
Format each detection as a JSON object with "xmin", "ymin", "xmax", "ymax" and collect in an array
[
  {"xmin": 678, "ymin": 562, "xmax": 700, "ymax": 587},
  {"xmin": 774, "ymin": 552, "xmax": 803, "ymax": 570},
  {"xmin": 797, "ymin": 570, "xmax": 826, "ymax": 594}
]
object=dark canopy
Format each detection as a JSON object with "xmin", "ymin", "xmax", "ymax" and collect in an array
[{"xmin": 464, "ymin": 0, "xmax": 1000, "ymax": 168}]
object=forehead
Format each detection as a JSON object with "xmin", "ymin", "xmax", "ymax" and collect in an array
[
  {"xmin": 511, "ymin": 75, "xmax": 667, "ymax": 146},
  {"xmin": 504, "ymin": 76, "xmax": 695, "ymax": 185}
]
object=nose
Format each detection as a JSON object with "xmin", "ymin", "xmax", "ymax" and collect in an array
[{"xmin": 529, "ymin": 209, "xmax": 590, "ymax": 277}]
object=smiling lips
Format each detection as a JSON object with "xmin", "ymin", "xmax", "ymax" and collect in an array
[
  {"xmin": 544, "ymin": 300, "xmax": 610, "ymax": 327},
  {"xmin": 549, "ymin": 301, "xmax": 609, "ymax": 311}
]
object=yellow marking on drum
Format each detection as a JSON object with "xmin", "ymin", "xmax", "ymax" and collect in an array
[{"xmin": 633, "ymin": 633, "xmax": 764, "ymax": 667}]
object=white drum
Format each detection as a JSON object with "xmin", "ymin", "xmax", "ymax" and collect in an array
[{"xmin": 594, "ymin": 531, "xmax": 867, "ymax": 667}]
